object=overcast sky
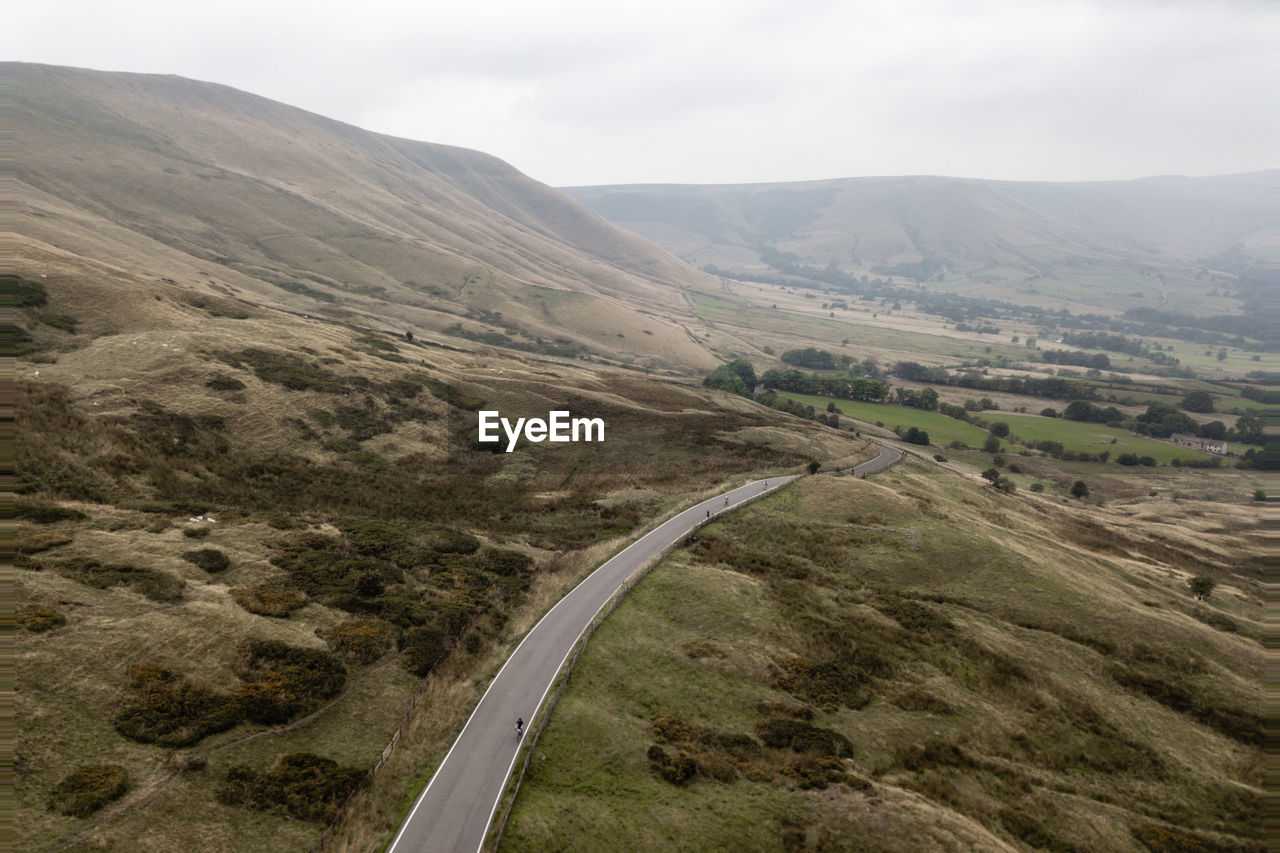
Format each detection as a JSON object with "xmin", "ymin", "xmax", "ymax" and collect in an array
[{"xmin": 13, "ymin": 0, "xmax": 1275, "ymax": 187}]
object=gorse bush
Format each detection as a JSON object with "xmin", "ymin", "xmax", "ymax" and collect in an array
[
  {"xmin": 218, "ymin": 753, "xmax": 365, "ymax": 823},
  {"xmin": 16, "ymin": 502, "xmax": 87, "ymax": 524},
  {"xmin": 755, "ymin": 719, "xmax": 853, "ymax": 758},
  {"xmin": 114, "ymin": 662, "xmax": 242, "ymax": 747},
  {"xmin": 18, "ymin": 604, "xmax": 67, "ymax": 632},
  {"xmin": 47, "ymin": 765, "xmax": 129, "ymax": 817},
  {"xmin": 318, "ymin": 619, "xmax": 396, "ymax": 664},
  {"xmin": 233, "ymin": 639, "xmax": 346, "ymax": 725},
  {"xmin": 181, "ymin": 548, "xmax": 230, "ymax": 573},
  {"xmin": 231, "ymin": 582, "xmax": 307, "ymax": 617},
  {"xmin": 54, "ymin": 558, "xmax": 184, "ymax": 603}
]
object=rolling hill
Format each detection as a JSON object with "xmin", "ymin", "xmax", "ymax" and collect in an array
[
  {"xmin": 12, "ymin": 62, "xmax": 722, "ymax": 371},
  {"xmin": 563, "ymin": 172, "xmax": 1276, "ymax": 316}
]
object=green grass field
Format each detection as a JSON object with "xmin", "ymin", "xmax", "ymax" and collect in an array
[
  {"xmin": 779, "ymin": 392, "xmax": 1228, "ymax": 464},
  {"xmin": 779, "ymin": 393, "xmax": 1000, "ymax": 449},
  {"xmin": 994, "ymin": 413, "xmax": 1220, "ymax": 464}
]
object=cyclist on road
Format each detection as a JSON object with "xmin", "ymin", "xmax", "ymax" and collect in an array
[{"xmin": 515, "ymin": 717, "xmax": 524, "ymax": 738}]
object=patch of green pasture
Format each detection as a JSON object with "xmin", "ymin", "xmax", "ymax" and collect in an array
[
  {"xmin": 779, "ymin": 393, "xmax": 995, "ymax": 449},
  {"xmin": 994, "ymin": 414, "xmax": 1218, "ymax": 464}
]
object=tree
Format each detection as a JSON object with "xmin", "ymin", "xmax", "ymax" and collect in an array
[
  {"xmin": 981, "ymin": 467, "xmax": 1001, "ymax": 484},
  {"xmin": 807, "ymin": 460, "xmax": 821, "ymax": 474},
  {"xmin": 982, "ymin": 434, "xmax": 1001, "ymax": 453},
  {"xmin": 902, "ymin": 427, "xmax": 930, "ymax": 445},
  {"xmin": 990, "ymin": 422, "xmax": 1010, "ymax": 437},
  {"xmin": 826, "ymin": 401, "xmax": 837, "ymax": 413},
  {"xmin": 1040, "ymin": 407, "xmax": 1058, "ymax": 418},
  {"xmin": 1234, "ymin": 412, "xmax": 1264, "ymax": 444},
  {"xmin": 1180, "ymin": 390, "xmax": 1215, "ymax": 413},
  {"xmin": 1198, "ymin": 420, "xmax": 1227, "ymax": 440},
  {"xmin": 1187, "ymin": 576, "xmax": 1216, "ymax": 600},
  {"xmin": 1070, "ymin": 480, "xmax": 1089, "ymax": 499}
]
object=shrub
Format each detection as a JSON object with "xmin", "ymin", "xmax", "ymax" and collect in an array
[
  {"xmin": 218, "ymin": 753, "xmax": 365, "ymax": 823},
  {"xmin": 114, "ymin": 662, "xmax": 243, "ymax": 746},
  {"xmin": 232, "ymin": 583, "xmax": 307, "ymax": 617},
  {"xmin": 902, "ymin": 427, "xmax": 930, "ymax": 445},
  {"xmin": 18, "ymin": 604, "xmax": 66, "ymax": 632},
  {"xmin": 1187, "ymin": 576, "xmax": 1216, "ymax": 600},
  {"xmin": 15, "ymin": 275, "xmax": 48, "ymax": 307},
  {"xmin": 182, "ymin": 526, "xmax": 212, "ymax": 539},
  {"xmin": 55, "ymin": 558, "xmax": 184, "ymax": 603},
  {"xmin": 182, "ymin": 548, "xmax": 230, "ymax": 573},
  {"xmin": 1070, "ymin": 480, "xmax": 1090, "ymax": 499},
  {"xmin": 990, "ymin": 422, "xmax": 1010, "ymax": 437},
  {"xmin": 47, "ymin": 765, "xmax": 129, "ymax": 817},
  {"xmin": 982, "ymin": 435, "xmax": 1001, "ymax": 453},
  {"xmin": 317, "ymin": 619, "xmax": 396, "ymax": 664},
  {"xmin": 755, "ymin": 719, "xmax": 853, "ymax": 758},
  {"xmin": 15, "ymin": 502, "xmax": 87, "ymax": 524},
  {"xmin": 1029, "ymin": 482, "xmax": 1045, "ymax": 493},
  {"xmin": 400, "ymin": 624, "xmax": 448, "ymax": 676},
  {"xmin": 206, "ymin": 376, "xmax": 246, "ymax": 391},
  {"xmin": 772, "ymin": 655, "xmax": 874, "ymax": 710},
  {"xmin": 16, "ymin": 531, "xmax": 73, "ymax": 554},
  {"xmin": 647, "ymin": 745, "xmax": 696, "ymax": 786},
  {"xmin": 233, "ymin": 639, "xmax": 346, "ymax": 725},
  {"xmin": 479, "ymin": 548, "xmax": 533, "ymax": 577},
  {"xmin": 781, "ymin": 755, "xmax": 847, "ymax": 790}
]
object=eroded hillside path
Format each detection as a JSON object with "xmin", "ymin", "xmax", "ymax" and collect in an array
[{"xmin": 389, "ymin": 447, "xmax": 899, "ymax": 852}]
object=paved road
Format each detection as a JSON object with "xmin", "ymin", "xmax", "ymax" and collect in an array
[
  {"xmin": 387, "ymin": 475, "xmax": 799, "ymax": 853},
  {"xmin": 843, "ymin": 443, "xmax": 901, "ymax": 476}
]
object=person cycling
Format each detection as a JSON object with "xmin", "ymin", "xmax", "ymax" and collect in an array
[{"xmin": 515, "ymin": 717, "xmax": 524, "ymax": 738}]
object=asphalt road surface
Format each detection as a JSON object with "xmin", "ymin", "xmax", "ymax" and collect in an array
[
  {"xmin": 389, "ymin": 448, "xmax": 899, "ymax": 852},
  {"xmin": 845, "ymin": 443, "xmax": 902, "ymax": 476}
]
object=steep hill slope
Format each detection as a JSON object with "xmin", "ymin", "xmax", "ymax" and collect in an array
[
  {"xmin": 12, "ymin": 62, "xmax": 720, "ymax": 371},
  {"xmin": 564, "ymin": 173, "xmax": 1276, "ymax": 315}
]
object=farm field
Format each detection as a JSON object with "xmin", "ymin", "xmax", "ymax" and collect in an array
[
  {"xmin": 777, "ymin": 392, "xmax": 996, "ymax": 449},
  {"xmin": 994, "ymin": 414, "xmax": 1223, "ymax": 464},
  {"xmin": 779, "ymin": 392, "xmax": 1229, "ymax": 465}
]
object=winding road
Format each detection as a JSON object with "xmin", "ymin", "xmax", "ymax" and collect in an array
[{"xmin": 388, "ymin": 447, "xmax": 899, "ymax": 852}]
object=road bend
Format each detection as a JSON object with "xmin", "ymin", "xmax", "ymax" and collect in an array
[{"xmin": 388, "ymin": 475, "xmax": 799, "ymax": 853}]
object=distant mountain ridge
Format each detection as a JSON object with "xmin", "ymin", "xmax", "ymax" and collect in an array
[
  {"xmin": 11, "ymin": 63, "xmax": 722, "ymax": 370},
  {"xmin": 563, "ymin": 171, "xmax": 1276, "ymax": 314}
]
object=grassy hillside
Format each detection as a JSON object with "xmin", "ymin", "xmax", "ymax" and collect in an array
[
  {"xmin": 502, "ymin": 467, "xmax": 1264, "ymax": 852},
  {"xmin": 14, "ymin": 258, "xmax": 871, "ymax": 851},
  {"xmin": 12, "ymin": 62, "xmax": 724, "ymax": 372},
  {"xmin": 564, "ymin": 173, "xmax": 1275, "ymax": 318}
]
